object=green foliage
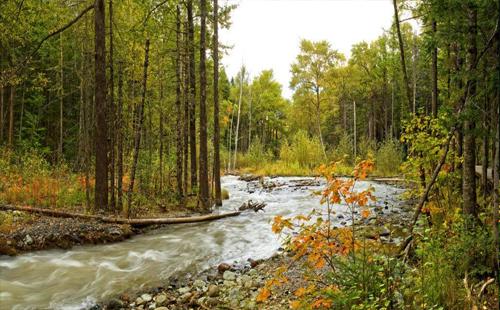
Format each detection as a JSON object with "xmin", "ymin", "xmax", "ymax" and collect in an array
[
  {"xmin": 280, "ymin": 130, "xmax": 324, "ymax": 169},
  {"xmin": 239, "ymin": 139, "xmax": 273, "ymax": 168},
  {"xmin": 330, "ymin": 132, "xmax": 353, "ymax": 164},
  {"xmin": 375, "ymin": 139, "xmax": 403, "ymax": 176}
]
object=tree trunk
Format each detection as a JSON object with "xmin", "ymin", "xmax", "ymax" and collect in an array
[
  {"xmin": 126, "ymin": 39, "xmax": 150, "ymax": 217},
  {"xmin": 431, "ymin": 19, "xmax": 439, "ymax": 118},
  {"xmin": 175, "ymin": 5, "xmax": 184, "ymax": 203},
  {"xmin": 58, "ymin": 33, "xmax": 64, "ymax": 160},
  {"xmin": 315, "ymin": 87, "xmax": 327, "ymax": 158},
  {"xmin": 492, "ymin": 0, "xmax": 500, "ymax": 290},
  {"xmin": 213, "ymin": 0, "xmax": 222, "ymax": 206},
  {"xmin": 117, "ymin": 62, "xmax": 124, "ymax": 212},
  {"xmin": 109, "ymin": 0, "xmax": 116, "ymax": 211},
  {"xmin": 0, "ymin": 86, "xmax": 3, "ymax": 143},
  {"xmin": 183, "ymin": 24, "xmax": 189, "ymax": 195},
  {"xmin": 392, "ymin": 0, "xmax": 413, "ymax": 114},
  {"xmin": 198, "ymin": 0, "xmax": 210, "ymax": 210},
  {"xmin": 233, "ymin": 68, "xmax": 244, "ymax": 169},
  {"xmin": 412, "ymin": 33, "xmax": 418, "ymax": 115},
  {"xmin": 94, "ymin": 0, "xmax": 108, "ymax": 211},
  {"xmin": 187, "ymin": 0, "xmax": 197, "ymax": 189},
  {"xmin": 8, "ymin": 86, "xmax": 14, "ymax": 148},
  {"xmin": 462, "ymin": 4, "xmax": 477, "ymax": 218}
]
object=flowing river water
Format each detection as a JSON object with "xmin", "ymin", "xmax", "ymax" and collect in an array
[{"xmin": 0, "ymin": 176, "xmax": 405, "ymax": 309}]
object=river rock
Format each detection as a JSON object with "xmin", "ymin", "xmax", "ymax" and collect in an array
[
  {"xmin": 24, "ymin": 234, "xmax": 33, "ymax": 245},
  {"xmin": 248, "ymin": 269, "xmax": 258, "ymax": 276},
  {"xmin": 223, "ymin": 270, "xmax": 236, "ymax": 281},
  {"xmin": 136, "ymin": 297, "xmax": 144, "ymax": 305},
  {"xmin": 207, "ymin": 284, "xmax": 220, "ymax": 297},
  {"xmin": 154, "ymin": 294, "xmax": 167, "ymax": 305},
  {"xmin": 218, "ymin": 262, "xmax": 231, "ymax": 273},
  {"xmin": 106, "ymin": 298, "xmax": 123, "ymax": 310},
  {"xmin": 178, "ymin": 286, "xmax": 190, "ymax": 294},
  {"xmin": 141, "ymin": 293, "xmax": 152, "ymax": 302},
  {"xmin": 193, "ymin": 279, "xmax": 205, "ymax": 288},
  {"xmin": 223, "ymin": 280, "xmax": 236, "ymax": 287},
  {"xmin": 178, "ymin": 292, "xmax": 192, "ymax": 304},
  {"xmin": 205, "ymin": 297, "xmax": 219, "ymax": 307}
]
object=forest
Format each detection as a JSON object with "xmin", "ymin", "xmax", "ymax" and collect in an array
[{"xmin": 0, "ymin": 0, "xmax": 499, "ymax": 309}]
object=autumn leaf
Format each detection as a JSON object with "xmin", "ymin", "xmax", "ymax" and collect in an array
[
  {"xmin": 294, "ymin": 287, "xmax": 307, "ymax": 297},
  {"xmin": 361, "ymin": 209, "xmax": 370, "ymax": 218},
  {"xmin": 256, "ymin": 287, "xmax": 271, "ymax": 303}
]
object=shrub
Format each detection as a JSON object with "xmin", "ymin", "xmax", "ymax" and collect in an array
[
  {"xmin": 330, "ymin": 132, "xmax": 353, "ymax": 164},
  {"xmin": 375, "ymin": 139, "xmax": 403, "ymax": 176},
  {"xmin": 280, "ymin": 130, "xmax": 324, "ymax": 169}
]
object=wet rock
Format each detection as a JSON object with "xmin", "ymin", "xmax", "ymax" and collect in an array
[
  {"xmin": 223, "ymin": 270, "xmax": 236, "ymax": 281},
  {"xmin": 205, "ymin": 297, "xmax": 219, "ymax": 307},
  {"xmin": 141, "ymin": 293, "xmax": 152, "ymax": 302},
  {"xmin": 218, "ymin": 262, "xmax": 231, "ymax": 273},
  {"xmin": 24, "ymin": 234, "xmax": 33, "ymax": 245},
  {"xmin": 193, "ymin": 279, "xmax": 205, "ymax": 289},
  {"xmin": 207, "ymin": 284, "xmax": 220, "ymax": 297},
  {"xmin": 379, "ymin": 227, "xmax": 391, "ymax": 237},
  {"xmin": 178, "ymin": 292, "xmax": 192, "ymax": 304},
  {"xmin": 178, "ymin": 286, "xmax": 190, "ymax": 294},
  {"xmin": 135, "ymin": 297, "xmax": 144, "ymax": 305},
  {"xmin": 106, "ymin": 298, "xmax": 123, "ymax": 310},
  {"xmin": 223, "ymin": 280, "xmax": 236, "ymax": 287},
  {"xmin": 154, "ymin": 294, "xmax": 167, "ymax": 306}
]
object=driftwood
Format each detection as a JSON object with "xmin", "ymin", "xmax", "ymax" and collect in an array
[
  {"xmin": 0, "ymin": 204, "xmax": 241, "ymax": 227},
  {"xmin": 238, "ymin": 200, "xmax": 266, "ymax": 212},
  {"xmin": 238, "ymin": 174, "xmax": 262, "ymax": 182},
  {"xmin": 290, "ymin": 179, "xmax": 321, "ymax": 187}
]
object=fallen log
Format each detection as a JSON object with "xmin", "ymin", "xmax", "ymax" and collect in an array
[
  {"xmin": 238, "ymin": 174, "xmax": 262, "ymax": 182},
  {"xmin": 239, "ymin": 200, "xmax": 266, "ymax": 212},
  {"xmin": 0, "ymin": 204, "xmax": 241, "ymax": 227}
]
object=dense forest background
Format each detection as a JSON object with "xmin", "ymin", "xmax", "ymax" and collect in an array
[{"xmin": 0, "ymin": 0, "xmax": 499, "ymax": 308}]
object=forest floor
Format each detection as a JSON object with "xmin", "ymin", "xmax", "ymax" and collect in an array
[{"xmin": 0, "ymin": 202, "xmax": 204, "ymax": 256}]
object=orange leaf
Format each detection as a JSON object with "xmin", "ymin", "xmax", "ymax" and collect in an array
[
  {"xmin": 294, "ymin": 287, "xmax": 307, "ymax": 297},
  {"xmin": 361, "ymin": 209, "xmax": 370, "ymax": 218},
  {"xmin": 256, "ymin": 287, "xmax": 271, "ymax": 303}
]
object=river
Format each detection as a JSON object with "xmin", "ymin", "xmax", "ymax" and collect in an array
[{"xmin": 0, "ymin": 176, "xmax": 405, "ymax": 309}]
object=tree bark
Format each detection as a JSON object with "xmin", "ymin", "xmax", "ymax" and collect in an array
[
  {"xmin": 58, "ymin": 33, "xmax": 64, "ymax": 160},
  {"xmin": 431, "ymin": 19, "xmax": 439, "ymax": 118},
  {"xmin": 213, "ymin": 0, "xmax": 222, "ymax": 206},
  {"xmin": 183, "ymin": 23, "xmax": 189, "ymax": 195},
  {"xmin": 175, "ymin": 5, "xmax": 184, "ymax": 203},
  {"xmin": 233, "ymin": 68, "xmax": 244, "ymax": 169},
  {"xmin": 0, "ymin": 86, "xmax": 3, "ymax": 143},
  {"xmin": 199, "ymin": 0, "xmax": 210, "ymax": 210},
  {"xmin": 94, "ymin": 0, "xmax": 108, "ymax": 211},
  {"xmin": 392, "ymin": 0, "xmax": 413, "ymax": 114},
  {"xmin": 462, "ymin": 4, "xmax": 477, "ymax": 218},
  {"xmin": 187, "ymin": 0, "xmax": 197, "ymax": 189},
  {"xmin": 126, "ymin": 39, "xmax": 150, "ymax": 217},
  {"xmin": 117, "ymin": 62, "xmax": 124, "ymax": 212},
  {"xmin": 8, "ymin": 86, "xmax": 14, "ymax": 148},
  {"xmin": 492, "ymin": 0, "xmax": 500, "ymax": 291},
  {"xmin": 0, "ymin": 204, "xmax": 241, "ymax": 227},
  {"xmin": 109, "ymin": 0, "xmax": 116, "ymax": 210}
]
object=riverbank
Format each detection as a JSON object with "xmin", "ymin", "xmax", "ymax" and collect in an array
[
  {"xmin": 102, "ymin": 252, "xmax": 298, "ymax": 310},
  {"xmin": 0, "ymin": 205, "xmax": 203, "ymax": 256}
]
